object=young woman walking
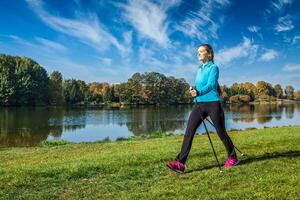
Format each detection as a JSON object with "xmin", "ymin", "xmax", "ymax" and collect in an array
[{"xmin": 167, "ymin": 44, "xmax": 239, "ymax": 174}]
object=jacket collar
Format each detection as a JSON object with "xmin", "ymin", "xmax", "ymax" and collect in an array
[{"xmin": 200, "ymin": 60, "xmax": 213, "ymax": 69}]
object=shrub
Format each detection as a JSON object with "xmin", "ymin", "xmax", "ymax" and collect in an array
[
  {"xmin": 229, "ymin": 95, "xmax": 239, "ymax": 103},
  {"xmin": 239, "ymin": 95, "xmax": 251, "ymax": 103}
]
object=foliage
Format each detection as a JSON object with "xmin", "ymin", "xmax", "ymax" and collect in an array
[
  {"xmin": 49, "ymin": 71, "xmax": 64, "ymax": 105},
  {"xmin": 62, "ymin": 79, "xmax": 87, "ymax": 104},
  {"xmin": 112, "ymin": 72, "xmax": 191, "ymax": 105},
  {"xmin": 1, "ymin": 54, "xmax": 300, "ymax": 106},
  {"xmin": 285, "ymin": 85, "xmax": 294, "ymax": 100},
  {"xmin": 255, "ymin": 81, "xmax": 275, "ymax": 97},
  {"xmin": 229, "ymin": 95, "xmax": 251, "ymax": 104},
  {"xmin": 274, "ymin": 84, "xmax": 283, "ymax": 99},
  {"xmin": 294, "ymin": 90, "xmax": 300, "ymax": 100},
  {"xmin": 0, "ymin": 54, "xmax": 49, "ymax": 106}
]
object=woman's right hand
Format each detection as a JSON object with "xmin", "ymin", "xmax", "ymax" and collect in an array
[{"xmin": 189, "ymin": 86, "xmax": 197, "ymax": 98}]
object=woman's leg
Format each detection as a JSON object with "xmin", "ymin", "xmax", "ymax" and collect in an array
[
  {"xmin": 207, "ymin": 102, "xmax": 237, "ymax": 158},
  {"xmin": 176, "ymin": 105, "xmax": 207, "ymax": 164}
]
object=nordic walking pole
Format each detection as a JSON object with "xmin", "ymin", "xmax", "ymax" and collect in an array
[
  {"xmin": 202, "ymin": 117, "xmax": 222, "ymax": 173},
  {"xmin": 205, "ymin": 118, "xmax": 245, "ymax": 156}
]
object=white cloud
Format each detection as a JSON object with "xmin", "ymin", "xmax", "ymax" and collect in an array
[
  {"xmin": 271, "ymin": 0, "xmax": 293, "ymax": 12},
  {"xmin": 138, "ymin": 45, "xmax": 166, "ymax": 70},
  {"xmin": 248, "ymin": 26, "xmax": 263, "ymax": 39},
  {"xmin": 26, "ymin": 0, "xmax": 126, "ymax": 53},
  {"xmin": 215, "ymin": 37, "xmax": 258, "ymax": 66},
  {"xmin": 160, "ymin": 0, "xmax": 181, "ymax": 10},
  {"xmin": 9, "ymin": 35, "xmax": 36, "ymax": 47},
  {"xmin": 274, "ymin": 15, "xmax": 295, "ymax": 32},
  {"xmin": 176, "ymin": 0, "xmax": 230, "ymax": 41},
  {"xmin": 9, "ymin": 35, "xmax": 67, "ymax": 52},
  {"xmin": 259, "ymin": 49, "xmax": 279, "ymax": 61},
  {"xmin": 123, "ymin": 31, "xmax": 132, "ymax": 46},
  {"xmin": 264, "ymin": 0, "xmax": 294, "ymax": 20},
  {"xmin": 167, "ymin": 62, "xmax": 198, "ymax": 84},
  {"xmin": 248, "ymin": 26, "xmax": 261, "ymax": 33},
  {"xmin": 283, "ymin": 64, "xmax": 300, "ymax": 71},
  {"xmin": 118, "ymin": 0, "xmax": 177, "ymax": 47},
  {"xmin": 292, "ymin": 35, "xmax": 300, "ymax": 44},
  {"xmin": 35, "ymin": 37, "xmax": 67, "ymax": 52},
  {"xmin": 98, "ymin": 57, "xmax": 112, "ymax": 66}
]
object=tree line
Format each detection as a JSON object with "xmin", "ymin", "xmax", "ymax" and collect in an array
[
  {"xmin": 0, "ymin": 54, "xmax": 299, "ymax": 106},
  {"xmin": 221, "ymin": 81, "xmax": 300, "ymax": 103}
]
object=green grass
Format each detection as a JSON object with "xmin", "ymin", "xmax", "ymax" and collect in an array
[{"xmin": 0, "ymin": 126, "xmax": 300, "ymax": 200}]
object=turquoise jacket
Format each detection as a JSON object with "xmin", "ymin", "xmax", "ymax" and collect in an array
[{"xmin": 195, "ymin": 60, "xmax": 220, "ymax": 102}]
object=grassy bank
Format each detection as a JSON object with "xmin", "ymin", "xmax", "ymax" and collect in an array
[{"xmin": 0, "ymin": 126, "xmax": 300, "ymax": 199}]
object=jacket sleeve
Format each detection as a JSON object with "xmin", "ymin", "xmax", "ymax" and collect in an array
[{"xmin": 198, "ymin": 66, "xmax": 219, "ymax": 96}]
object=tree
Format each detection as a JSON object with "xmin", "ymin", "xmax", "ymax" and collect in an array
[
  {"xmin": 256, "ymin": 81, "xmax": 273, "ymax": 96},
  {"xmin": 220, "ymin": 85, "xmax": 229, "ymax": 102},
  {"xmin": 294, "ymin": 90, "xmax": 300, "ymax": 100},
  {"xmin": 49, "ymin": 71, "xmax": 64, "ymax": 105},
  {"xmin": 143, "ymin": 72, "xmax": 168, "ymax": 104},
  {"xmin": 15, "ymin": 57, "xmax": 49, "ymax": 105},
  {"xmin": 0, "ymin": 55, "xmax": 16, "ymax": 105},
  {"xmin": 274, "ymin": 84, "xmax": 283, "ymax": 99},
  {"xmin": 103, "ymin": 85, "xmax": 118, "ymax": 102},
  {"xmin": 0, "ymin": 54, "xmax": 49, "ymax": 106},
  {"xmin": 63, "ymin": 79, "xmax": 85, "ymax": 104},
  {"xmin": 285, "ymin": 85, "xmax": 294, "ymax": 100},
  {"xmin": 165, "ymin": 77, "xmax": 190, "ymax": 104},
  {"xmin": 88, "ymin": 82, "xmax": 108, "ymax": 103},
  {"xmin": 127, "ymin": 73, "xmax": 145, "ymax": 103},
  {"xmin": 76, "ymin": 80, "xmax": 89, "ymax": 103},
  {"xmin": 256, "ymin": 81, "xmax": 270, "ymax": 96},
  {"xmin": 242, "ymin": 82, "xmax": 257, "ymax": 100}
]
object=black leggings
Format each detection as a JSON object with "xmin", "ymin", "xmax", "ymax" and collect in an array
[{"xmin": 176, "ymin": 101, "xmax": 236, "ymax": 164}]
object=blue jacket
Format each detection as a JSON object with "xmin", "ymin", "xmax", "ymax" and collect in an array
[{"xmin": 195, "ymin": 60, "xmax": 220, "ymax": 102}]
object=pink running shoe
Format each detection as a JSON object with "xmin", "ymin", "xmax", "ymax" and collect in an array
[
  {"xmin": 224, "ymin": 157, "xmax": 239, "ymax": 168},
  {"xmin": 166, "ymin": 160, "xmax": 185, "ymax": 174}
]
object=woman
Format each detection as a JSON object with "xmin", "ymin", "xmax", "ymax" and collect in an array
[{"xmin": 167, "ymin": 44, "xmax": 239, "ymax": 174}]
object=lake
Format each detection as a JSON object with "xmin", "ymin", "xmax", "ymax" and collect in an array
[{"xmin": 1, "ymin": 103, "xmax": 299, "ymax": 147}]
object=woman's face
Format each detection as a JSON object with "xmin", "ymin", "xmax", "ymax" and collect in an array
[{"xmin": 197, "ymin": 46, "xmax": 208, "ymax": 63}]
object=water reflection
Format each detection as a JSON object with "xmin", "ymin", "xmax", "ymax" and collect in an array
[
  {"xmin": 0, "ymin": 103, "xmax": 299, "ymax": 147},
  {"xmin": 226, "ymin": 104, "xmax": 296, "ymax": 124},
  {"xmin": 125, "ymin": 105, "xmax": 191, "ymax": 136},
  {"xmin": 0, "ymin": 107, "xmax": 50, "ymax": 147}
]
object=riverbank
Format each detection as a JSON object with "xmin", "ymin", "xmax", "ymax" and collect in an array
[
  {"xmin": 86, "ymin": 99, "xmax": 300, "ymax": 107},
  {"xmin": 0, "ymin": 126, "xmax": 300, "ymax": 199}
]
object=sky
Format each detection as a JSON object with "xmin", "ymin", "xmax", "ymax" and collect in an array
[{"xmin": 0, "ymin": 0, "xmax": 299, "ymax": 88}]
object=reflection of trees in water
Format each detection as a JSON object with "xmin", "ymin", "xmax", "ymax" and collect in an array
[
  {"xmin": 0, "ymin": 107, "xmax": 51, "ymax": 147},
  {"xmin": 125, "ymin": 105, "xmax": 192, "ymax": 136},
  {"xmin": 255, "ymin": 104, "xmax": 274, "ymax": 124},
  {"xmin": 226, "ymin": 104, "xmax": 287, "ymax": 124},
  {"xmin": 274, "ymin": 104, "xmax": 284, "ymax": 120},
  {"xmin": 227, "ymin": 104, "xmax": 255, "ymax": 123},
  {"xmin": 295, "ymin": 103, "xmax": 300, "ymax": 111},
  {"xmin": 285, "ymin": 104, "xmax": 294, "ymax": 119},
  {"xmin": 48, "ymin": 108, "xmax": 88, "ymax": 134},
  {"xmin": 0, "ymin": 107, "xmax": 87, "ymax": 147}
]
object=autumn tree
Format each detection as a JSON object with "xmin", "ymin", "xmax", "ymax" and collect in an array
[
  {"xmin": 285, "ymin": 85, "xmax": 294, "ymax": 100},
  {"xmin": 274, "ymin": 84, "xmax": 283, "ymax": 99}
]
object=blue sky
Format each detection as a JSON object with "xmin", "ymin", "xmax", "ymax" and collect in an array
[{"xmin": 0, "ymin": 0, "xmax": 299, "ymax": 88}]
